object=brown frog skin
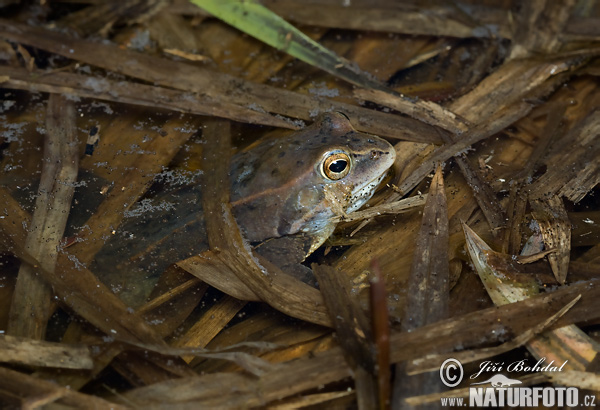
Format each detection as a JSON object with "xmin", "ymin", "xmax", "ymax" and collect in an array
[
  {"xmin": 93, "ymin": 112, "xmax": 395, "ymax": 304},
  {"xmin": 230, "ymin": 112, "xmax": 396, "ymax": 254}
]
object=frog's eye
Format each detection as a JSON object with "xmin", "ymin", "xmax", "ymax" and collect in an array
[{"xmin": 322, "ymin": 152, "xmax": 351, "ymax": 180}]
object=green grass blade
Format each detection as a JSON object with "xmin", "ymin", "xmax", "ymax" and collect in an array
[{"xmin": 190, "ymin": 0, "xmax": 389, "ymax": 91}]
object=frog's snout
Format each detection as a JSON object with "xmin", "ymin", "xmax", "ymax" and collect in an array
[
  {"xmin": 369, "ymin": 149, "xmax": 395, "ymax": 162},
  {"xmin": 373, "ymin": 146, "xmax": 396, "ymax": 165}
]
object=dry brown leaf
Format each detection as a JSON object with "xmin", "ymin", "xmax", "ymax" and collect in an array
[
  {"xmin": 393, "ymin": 166, "xmax": 449, "ymax": 406},
  {"xmin": 530, "ymin": 196, "xmax": 572, "ymax": 284}
]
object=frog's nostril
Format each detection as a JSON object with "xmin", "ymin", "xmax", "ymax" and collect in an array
[{"xmin": 370, "ymin": 150, "xmax": 381, "ymax": 160}]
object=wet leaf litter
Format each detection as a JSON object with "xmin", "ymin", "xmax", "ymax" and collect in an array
[{"xmin": 0, "ymin": 1, "xmax": 600, "ymax": 408}]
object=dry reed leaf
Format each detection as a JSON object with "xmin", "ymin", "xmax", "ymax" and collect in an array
[
  {"xmin": 463, "ymin": 223, "xmax": 599, "ymax": 371},
  {"xmin": 530, "ymin": 196, "xmax": 572, "ymax": 284},
  {"xmin": 392, "ymin": 101, "xmax": 532, "ymax": 198},
  {"xmin": 119, "ymin": 277, "xmax": 600, "ymax": 407},
  {"xmin": 54, "ymin": 0, "xmax": 165, "ymax": 37},
  {"xmin": 394, "ymin": 166, "xmax": 449, "ymax": 406},
  {"xmin": 35, "ymin": 275, "xmax": 208, "ymax": 391},
  {"xmin": 177, "ymin": 253, "xmax": 260, "ymax": 301},
  {"xmin": 453, "ymin": 152, "xmax": 507, "ymax": 235},
  {"xmin": 449, "ymin": 55, "xmax": 589, "ymax": 123},
  {"xmin": 353, "ymin": 88, "xmax": 468, "ymax": 134},
  {"xmin": 267, "ymin": 390, "xmax": 355, "ymax": 409},
  {"xmin": 509, "ymin": 0, "xmax": 576, "ymax": 59},
  {"xmin": 546, "ymin": 370, "xmax": 600, "ymax": 390},
  {"xmin": 404, "ymin": 373, "xmax": 549, "ymax": 406},
  {"xmin": 334, "ymin": 165, "xmax": 479, "ymax": 320},
  {"xmin": 0, "ymin": 366, "xmax": 127, "ymax": 409},
  {"xmin": 389, "ymin": 278, "xmax": 600, "ymax": 367},
  {"xmin": 263, "ymin": 1, "xmax": 477, "ymax": 38},
  {"xmin": 463, "ymin": 223, "xmax": 540, "ymax": 304},
  {"xmin": 343, "ymin": 38, "xmax": 599, "ymax": 326},
  {"xmin": 113, "ymin": 341, "xmax": 276, "ymax": 378},
  {"xmin": 193, "ymin": 0, "xmax": 390, "ymax": 92},
  {"xmin": 393, "ymin": 142, "xmax": 436, "ymax": 186},
  {"xmin": 194, "ymin": 310, "xmax": 332, "ymax": 374},
  {"xmin": 362, "ymin": 72, "xmax": 510, "ymax": 235},
  {"xmin": 139, "ymin": 275, "xmax": 205, "ymax": 319},
  {"xmin": 163, "ymin": 48, "xmax": 210, "ymax": 61},
  {"xmin": 1, "ymin": 1, "xmax": 600, "ymax": 406},
  {"xmin": 70, "ymin": 115, "xmax": 202, "ymax": 272},
  {"xmin": 8, "ymin": 95, "xmax": 78, "ymax": 339},
  {"xmin": 0, "ymin": 18, "xmax": 443, "ymax": 143},
  {"xmin": 110, "ymin": 350, "xmax": 196, "ymax": 387},
  {"xmin": 401, "ymin": 167, "xmax": 449, "ymax": 330},
  {"xmin": 173, "ymin": 295, "xmax": 247, "ymax": 362},
  {"xmin": 329, "ymin": 194, "xmax": 426, "ymax": 223},
  {"xmin": 107, "ymin": 273, "xmax": 209, "ymax": 384},
  {"xmin": 0, "ymin": 66, "xmax": 295, "ymax": 129},
  {"xmin": 369, "ymin": 259, "xmax": 391, "ymax": 409},
  {"xmin": 529, "ymin": 110, "xmax": 600, "ymax": 202},
  {"xmin": 0, "ymin": 334, "xmax": 93, "ymax": 370},
  {"xmin": 516, "ymin": 249, "xmax": 557, "ymax": 264},
  {"xmin": 312, "ymin": 264, "xmax": 377, "ymax": 407},
  {"xmin": 406, "ymin": 295, "xmax": 580, "ymax": 374},
  {"xmin": 0, "ymin": 190, "xmax": 166, "ymax": 346},
  {"xmin": 504, "ymin": 102, "xmax": 567, "ymax": 254}
]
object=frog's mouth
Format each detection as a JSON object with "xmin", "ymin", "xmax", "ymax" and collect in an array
[{"xmin": 346, "ymin": 171, "xmax": 389, "ymax": 213}]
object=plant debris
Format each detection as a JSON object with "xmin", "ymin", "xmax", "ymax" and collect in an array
[{"xmin": 1, "ymin": 0, "xmax": 600, "ymax": 408}]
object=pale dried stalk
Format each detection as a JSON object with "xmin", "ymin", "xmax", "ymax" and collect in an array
[
  {"xmin": 354, "ymin": 88, "xmax": 468, "ymax": 134},
  {"xmin": 8, "ymin": 94, "xmax": 78, "ymax": 339},
  {"xmin": 329, "ymin": 194, "xmax": 426, "ymax": 223},
  {"xmin": 0, "ymin": 334, "xmax": 93, "ymax": 370}
]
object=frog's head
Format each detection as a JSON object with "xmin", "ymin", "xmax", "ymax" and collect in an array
[{"xmin": 231, "ymin": 112, "xmax": 396, "ymax": 250}]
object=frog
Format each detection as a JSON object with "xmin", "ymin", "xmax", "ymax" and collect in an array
[{"xmin": 92, "ymin": 112, "xmax": 396, "ymax": 305}]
